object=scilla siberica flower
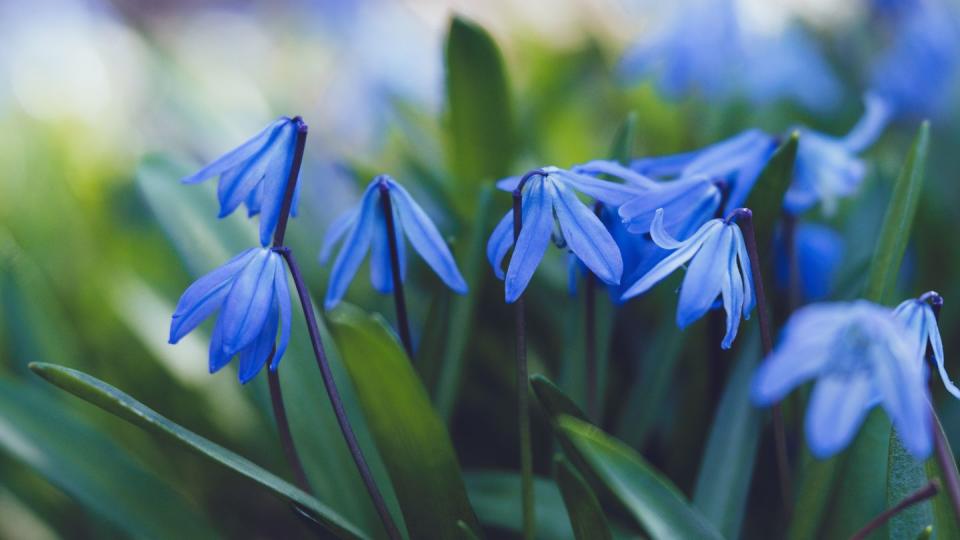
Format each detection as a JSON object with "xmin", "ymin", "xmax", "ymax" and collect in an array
[
  {"xmin": 784, "ymin": 93, "xmax": 891, "ymax": 215},
  {"xmin": 182, "ymin": 117, "xmax": 303, "ymax": 246},
  {"xmin": 620, "ymin": 208, "xmax": 755, "ymax": 348},
  {"xmin": 488, "ymin": 166, "xmax": 642, "ymax": 303},
  {"xmin": 752, "ymin": 301, "xmax": 931, "ymax": 459},
  {"xmin": 894, "ymin": 293, "xmax": 960, "ymax": 398},
  {"xmin": 321, "ymin": 175, "xmax": 467, "ymax": 309},
  {"xmin": 169, "ymin": 248, "xmax": 291, "ymax": 384}
]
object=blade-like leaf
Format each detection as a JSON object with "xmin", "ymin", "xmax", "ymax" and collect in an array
[
  {"xmin": 745, "ymin": 131, "xmax": 799, "ymax": 268},
  {"xmin": 28, "ymin": 362, "xmax": 367, "ymax": 540},
  {"xmin": 557, "ymin": 416, "xmax": 724, "ymax": 540},
  {"xmin": 0, "ymin": 378, "xmax": 219, "ymax": 539},
  {"xmin": 444, "ymin": 15, "xmax": 515, "ymax": 217},
  {"xmin": 328, "ymin": 304, "xmax": 481, "ymax": 538},
  {"xmin": 465, "ymin": 472, "xmax": 574, "ymax": 540},
  {"xmin": 554, "ymin": 455, "xmax": 612, "ymax": 540},
  {"xmin": 888, "ymin": 432, "xmax": 934, "ymax": 539},
  {"xmin": 609, "ymin": 112, "xmax": 638, "ymax": 165}
]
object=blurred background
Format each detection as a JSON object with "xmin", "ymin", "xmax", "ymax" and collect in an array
[{"xmin": 2, "ymin": 0, "xmax": 960, "ymax": 538}]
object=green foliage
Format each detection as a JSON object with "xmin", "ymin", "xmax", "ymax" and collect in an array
[{"xmin": 553, "ymin": 455, "xmax": 612, "ymax": 540}]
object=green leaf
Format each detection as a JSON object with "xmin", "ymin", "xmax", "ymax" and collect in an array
[
  {"xmin": 744, "ymin": 131, "xmax": 799, "ymax": 266},
  {"xmin": 557, "ymin": 416, "xmax": 724, "ymax": 540},
  {"xmin": 692, "ymin": 331, "xmax": 761, "ymax": 538},
  {"xmin": 0, "ymin": 378, "xmax": 218, "ymax": 539},
  {"xmin": 444, "ymin": 15, "xmax": 514, "ymax": 217},
  {"xmin": 554, "ymin": 455, "xmax": 612, "ymax": 540},
  {"xmin": 925, "ymin": 415, "xmax": 960, "ymax": 540},
  {"xmin": 28, "ymin": 363, "xmax": 368, "ymax": 539},
  {"xmin": 609, "ymin": 112, "xmax": 638, "ymax": 165},
  {"xmin": 531, "ymin": 374, "xmax": 589, "ymax": 423},
  {"xmin": 456, "ymin": 520, "xmax": 482, "ymax": 540},
  {"xmin": 328, "ymin": 304, "xmax": 481, "ymax": 538},
  {"xmin": 788, "ymin": 455, "xmax": 842, "ymax": 540},
  {"xmin": 465, "ymin": 472, "xmax": 574, "ymax": 540},
  {"xmin": 889, "ymin": 432, "xmax": 934, "ymax": 540}
]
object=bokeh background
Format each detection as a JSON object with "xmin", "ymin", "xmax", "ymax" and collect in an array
[{"xmin": 2, "ymin": 0, "xmax": 960, "ymax": 538}]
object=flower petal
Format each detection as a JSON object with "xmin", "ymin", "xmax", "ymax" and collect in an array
[
  {"xmin": 805, "ymin": 374, "xmax": 874, "ymax": 458},
  {"xmin": 319, "ymin": 208, "xmax": 358, "ymax": 265},
  {"xmin": 257, "ymin": 122, "xmax": 298, "ymax": 246},
  {"xmin": 842, "ymin": 93, "xmax": 891, "ymax": 153},
  {"xmin": 271, "ymin": 259, "xmax": 291, "ymax": 371},
  {"xmin": 683, "ymin": 129, "xmax": 771, "ymax": 177},
  {"xmin": 619, "ymin": 221, "xmax": 722, "ymax": 301},
  {"xmin": 648, "ymin": 208, "xmax": 685, "ymax": 249},
  {"xmin": 486, "ymin": 211, "xmax": 514, "ymax": 279},
  {"xmin": 220, "ymin": 249, "xmax": 278, "ymax": 354},
  {"xmin": 504, "ymin": 179, "xmax": 553, "ymax": 303},
  {"xmin": 630, "ymin": 149, "xmax": 701, "ymax": 177},
  {"xmin": 619, "ymin": 176, "xmax": 719, "ymax": 236},
  {"xmin": 369, "ymin": 202, "xmax": 406, "ymax": 293},
  {"xmin": 390, "ymin": 182, "xmax": 467, "ymax": 294},
  {"xmin": 873, "ymin": 319, "xmax": 932, "ymax": 459},
  {"xmin": 496, "ymin": 175, "xmax": 522, "ymax": 192},
  {"xmin": 552, "ymin": 169, "xmax": 642, "ymax": 206},
  {"xmin": 553, "ymin": 181, "xmax": 623, "ymax": 285},
  {"xmin": 208, "ymin": 315, "xmax": 232, "ymax": 374},
  {"xmin": 169, "ymin": 248, "xmax": 259, "ymax": 343},
  {"xmin": 677, "ymin": 225, "xmax": 732, "ymax": 328},
  {"xmin": 733, "ymin": 225, "xmax": 755, "ymax": 317},
  {"xmin": 216, "ymin": 142, "xmax": 276, "ymax": 218},
  {"xmin": 721, "ymin": 232, "xmax": 744, "ymax": 349},
  {"xmin": 325, "ymin": 183, "xmax": 378, "ymax": 309},
  {"xmin": 926, "ymin": 307, "xmax": 960, "ymax": 398},
  {"xmin": 181, "ymin": 118, "xmax": 287, "ymax": 185},
  {"xmin": 237, "ymin": 301, "xmax": 279, "ymax": 384},
  {"xmin": 571, "ymin": 160, "xmax": 659, "ymax": 189}
]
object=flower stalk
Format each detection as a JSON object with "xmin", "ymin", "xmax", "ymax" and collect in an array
[
  {"xmin": 850, "ymin": 480, "xmax": 939, "ymax": 540},
  {"xmin": 267, "ymin": 367, "xmax": 311, "ymax": 494},
  {"xmin": 378, "ymin": 179, "xmax": 415, "ymax": 359}
]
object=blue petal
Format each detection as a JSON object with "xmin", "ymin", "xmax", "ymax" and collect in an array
[
  {"xmin": 552, "ymin": 180, "xmax": 622, "ymax": 285},
  {"xmin": 733, "ymin": 225, "xmax": 755, "ymax": 317},
  {"xmin": 390, "ymin": 181, "xmax": 467, "ymax": 294},
  {"xmin": 551, "ymin": 169, "xmax": 642, "ymax": 207},
  {"xmin": 216, "ymin": 139, "xmax": 278, "ymax": 218},
  {"xmin": 220, "ymin": 249, "xmax": 278, "ymax": 354},
  {"xmin": 169, "ymin": 248, "xmax": 259, "ymax": 343},
  {"xmin": 497, "ymin": 175, "xmax": 522, "ymax": 192},
  {"xmin": 505, "ymin": 179, "xmax": 553, "ymax": 303},
  {"xmin": 726, "ymin": 138, "xmax": 777, "ymax": 211},
  {"xmin": 257, "ymin": 121, "xmax": 298, "ymax": 246},
  {"xmin": 319, "ymin": 209, "xmax": 358, "ymax": 265},
  {"xmin": 181, "ymin": 118, "xmax": 287, "ymax": 185},
  {"xmin": 208, "ymin": 315, "xmax": 232, "ymax": 374},
  {"xmin": 620, "ymin": 176, "xmax": 720, "ymax": 236},
  {"xmin": 683, "ymin": 129, "xmax": 772, "ymax": 178},
  {"xmin": 369, "ymin": 202, "xmax": 406, "ymax": 293},
  {"xmin": 237, "ymin": 300, "xmax": 279, "ymax": 384},
  {"xmin": 842, "ymin": 93, "xmax": 892, "ymax": 152},
  {"xmin": 325, "ymin": 183, "xmax": 378, "ymax": 309},
  {"xmin": 648, "ymin": 208, "xmax": 685, "ymax": 249},
  {"xmin": 677, "ymin": 224, "xmax": 732, "ymax": 328},
  {"xmin": 271, "ymin": 259, "xmax": 291, "ymax": 371},
  {"xmin": 806, "ymin": 374, "xmax": 874, "ymax": 458},
  {"xmin": 620, "ymin": 220, "xmax": 722, "ymax": 301},
  {"xmin": 571, "ymin": 160, "xmax": 659, "ymax": 189},
  {"xmin": 720, "ymin": 229, "xmax": 744, "ymax": 349},
  {"xmin": 925, "ymin": 306, "xmax": 960, "ymax": 398},
  {"xmin": 486, "ymin": 211, "xmax": 514, "ymax": 280},
  {"xmin": 630, "ymin": 149, "xmax": 701, "ymax": 177}
]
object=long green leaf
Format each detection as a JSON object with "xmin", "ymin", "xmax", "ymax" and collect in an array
[
  {"xmin": 328, "ymin": 304, "xmax": 481, "ymax": 538},
  {"xmin": 557, "ymin": 416, "xmax": 724, "ymax": 540},
  {"xmin": 28, "ymin": 362, "xmax": 367, "ymax": 539},
  {"xmin": 745, "ymin": 131, "xmax": 799, "ymax": 263},
  {"xmin": 889, "ymin": 432, "xmax": 934, "ymax": 539},
  {"xmin": 554, "ymin": 455, "xmax": 612, "ymax": 540},
  {"xmin": 465, "ymin": 472, "xmax": 574, "ymax": 540},
  {"xmin": 444, "ymin": 15, "xmax": 514, "ymax": 218}
]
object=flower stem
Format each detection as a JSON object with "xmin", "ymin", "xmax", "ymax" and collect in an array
[
  {"xmin": 277, "ymin": 246, "xmax": 402, "ymax": 540},
  {"xmin": 850, "ymin": 480, "xmax": 939, "ymax": 540},
  {"xmin": 377, "ymin": 178, "xmax": 415, "ymax": 359},
  {"xmin": 737, "ymin": 208, "xmax": 792, "ymax": 515},
  {"xmin": 267, "ymin": 367, "xmax": 312, "ymax": 494},
  {"xmin": 513, "ymin": 172, "xmax": 540, "ymax": 540},
  {"xmin": 270, "ymin": 118, "xmax": 400, "ymax": 540}
]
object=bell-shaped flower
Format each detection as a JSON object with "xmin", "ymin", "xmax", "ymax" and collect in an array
[
  {"xmin": 752, "ymin": 301, "xmax": 931, "ymax": 459},
  {"xmin": 620, "ymin": 208, "xmax": 755, "ymax": 348},
  {"xmin": 630, "ymin": 129, "xmax": 778, "ymax": 212},
  {"xmin": 320, "ymin": 175, "xmax": 467, "ymax": 309},
  {"xmin": 169, "ymin": 248, "xmax": 291, "ymax": 384},
  {"xmin": 618, "ymin": 174, "xmax": 721, "ymax": 240},
  {"xmin": 488, "ymin": 166, "xmax": 640, "ymax": 303},
  {"xmin": 894, "ymin": 293, "xmax": 960, "ymax": 398},
  {"xmin": 784, "ymin": 94, "xmax": 891, "ymax": 215},
  {"xmin": 182, "ymin": 116, "xmax": 304, "ymax": 246}
]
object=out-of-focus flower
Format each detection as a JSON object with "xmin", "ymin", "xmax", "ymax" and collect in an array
[
  {"xmin": 489, "ymin": 166, "xmax": 640, "ymax": 303},
  {"xmin": 630, "ymin": 129, "xmax": 778, "ymax": 213},
  {"xmin": 182, "ymin": 116, "xmax": 304, "ymax": 246},
  {"xmin": 752, "ymin": 301, "xmax": 931, "ymax": 459},
  {"xmin": 776, "ymin": 223, "xmax": 845, "ymax": 302},
  {"xmin": 785, "ymin": 94, "xmax": 890, "ymax": 215},
  {"xmin": 169, "ymin": 248, "xmax": 291, "ymax": 384},
  {"xmin": 321, "ymin": 175, "xmax": 467, "ymax": 309},
  {"xmin": 894, "ymin": 292, "xmax": 960, "ymax": 398},
  {"xmin": 621, "ymin": 208, "xmax": 755, "ymax": 348}
]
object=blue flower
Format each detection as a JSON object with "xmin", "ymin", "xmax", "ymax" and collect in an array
[
  {"xmin": 183, "ymin": 117, "xmax": 304, "ymax": 246},
  {"xmin": 488, "ymin": 166, "xmax": 640, "ymax": 303},
  {"xmin": 321, "ymin": 175, "xmax": 467, "ymax": 309},
  {"xmin": 776, "ymin": 223, "xmax": 844, "ymax": 302},
  {"xmin": 618, "ymin": 175, "xmax": 721, "ymax": 239},
  {"xmin": 630, "ymin": 129, "xmax": 778, "ymax": 212},
  {"xmin": 784, "ymin": 94, "xmax": 891, "ymax": 215},
  {"xmin": 169, "ymin": 248, "xmax": 291, "ymax": 384},
  {"xmin": 894, "ymin": 293, "xmax": 960, "ymax": 399},
  {"xmin": 752, "ymin": 301, "xmax": 931, "ymax": 459},
  {"xmin": 620, "ymin": 208, "xmax": 755, "ymax": 349}
]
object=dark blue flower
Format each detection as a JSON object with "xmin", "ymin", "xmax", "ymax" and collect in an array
[
  {"xmin": 618, "ymin": 175, "xmax": 721, "ymax": 240},
  {"xmin": 169, "ymin": 248, "xmax": 291, "ymax": 384},
  {"xmin": 752, "ymin": 301, "xmax": 931, "ymax": 459},
  {"xmin": 620, "ymin": 209, "xmax": 755, "ymax": 348},
  {"xmin": 321, "ymin": 175, "xmax": 467, "ymax": 309},
  {"xmin": 894, "ymin": 293, "xmax": 960, "ymax": 399},
  {"xmin": 785, "ymin": 94, "xmax": 890, "ymax": 215},
  {"xmin": 488, "ymin": 166, "xmax": 640, "ymax": 303},
  {"xmin": 182, "ymin": 117, "xmax": 304, "ymax": 246},
  {"xmin": 776, "ymin": 223, "xmax": 844, "ymax": 302}
]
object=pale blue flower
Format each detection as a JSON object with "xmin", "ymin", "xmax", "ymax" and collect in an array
[
  {"xmin": 183, "ymin": 117, "xmax": 304, "ymax": 246},
  {"xmin": 488, "ymin": 166, "xmax": 640, "ymax": 303},
  {"xmin": 321, "ymin": 175, "xmax": 467, "ymax": 309},
  {"xmin": 752, "ymin": 301, "xmax": 931, "ymax": 459},
  {"xmin": 776, "ymin": 223, "xmax": 844, "ymax": 302},
  {"xmin": 618, "ymin": 175, "xmax": 721, "ymax": 239},
  {"xmin": 169, "ymin": 248, "xmax": 291, "ymax": 384},
  {"xmin": 620, "ymin": 208, "xmax": 755, "ymax": 349},
  {"xmin": 894, "ymin": 293, "xmax": 960, "ymax": 399},
  {"xmin": 630, "ymin": 129, "xmax": 778, "ymax": 212},
  {"xmin": 785, "ymin": 94, "xmax": 891, "ymax": 215}
]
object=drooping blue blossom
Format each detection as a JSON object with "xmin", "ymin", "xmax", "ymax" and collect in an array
[
  {"xmin": 489, "ymin": 166, "xmax": 641, "ymax": 303},
  {"xmin": 752, "ymin": 301, "xmax": 931, "ymax": 459},
  {"xmin": 620, "ymin": 208, "xmax": 755, "ymax": 349},
  {"xmin": 776, "ymin": 223, "xmax": 844, "ymax": 302},
  {"xmin": 321, "ymin": 175, "xmax": 467, "ymax": 309},
  {"xmin": 169, "ymin": 248, "xmax": 291, "ymax": 384},
  {"xmin": 630, "ymin": 129, "xmax": 778, "ymax": 212},
  {"xmin": 618, "ymin": 174, "xmax": 722, "ymax": 239},
  {"xmin": 182, "ymin": 117, "xmax": 304, "ymax": 246},
  {"xmin": 784, "ymin": 94, "xmax": 891, "ymax": 215},
  {"xmin": 894, "ymin": 293, "xmax": 960, "ymax": 399}
]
